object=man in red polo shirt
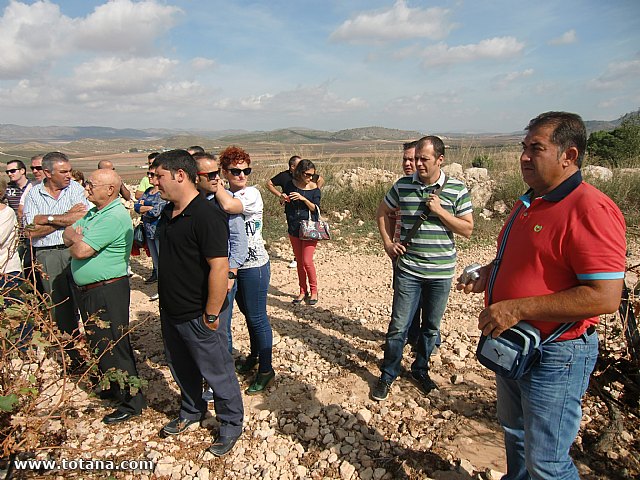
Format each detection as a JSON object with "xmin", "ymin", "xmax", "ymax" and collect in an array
[{"xmin": 458, "ymin": 111, "xmax": 626, "ymax": 479}]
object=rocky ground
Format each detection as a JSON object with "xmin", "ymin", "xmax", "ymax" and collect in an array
[{"xmin": 6, "ymin": 233, "xmax": 640, "ymax": 479}]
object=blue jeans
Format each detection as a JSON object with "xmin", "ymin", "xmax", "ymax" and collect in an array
[
  {"xmin": 221, "ymin": 280, "xmax": 238, "ymax": 353},
  {"xmin": 146, "ymin": 236, "xmax": 159, "ymax": 276},
  {"xmin": 381, "ymin": 269, "xmax": 452, "ymax": 382},
  {"xmin": 496, "ymin": 331, "xmax": 598, "ymax": 480},
  {"xmin": 234, "ymin": 261, "xmax": 273, "ymax": 373}
]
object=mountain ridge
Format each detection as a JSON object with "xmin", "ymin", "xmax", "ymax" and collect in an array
[{"xmin": 0, "ymin": 109, "xmax": 636, "ymax": 144}]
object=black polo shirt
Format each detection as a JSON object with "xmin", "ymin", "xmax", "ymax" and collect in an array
[
  {"xmin": 270, "ymin": 170, "xmax": 292, "ymax": 188},
  {"xmin": 158, "ymin": 193, "xmax": 229, "ymax": 322}
]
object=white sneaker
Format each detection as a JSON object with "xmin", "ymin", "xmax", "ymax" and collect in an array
[
  {"xmin": 288, "ymin": 260, "xmax": 297, "ymax": 268},
  {"xmin": 150, "ymin": 293, "xmax": 159, "ymax": 301}
]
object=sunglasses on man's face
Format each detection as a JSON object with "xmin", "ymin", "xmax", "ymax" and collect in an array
[
  {"xmin": 5, "ymin": 168, "xmax": 19, "ymax": 174},
  {"xmin": 31, "ymin": 166, "xmax": 43, "ymax": 171},
  {"xmin": 198, "ymin": 170, "xmax": 220, "ymax": 180},
  {"xmin": 146, "ymin": 171, "xmax": 155, "ymax": 177},
  {"xmin": 228, "ymin": 168, "xmax": 252, "ymax": 176}
]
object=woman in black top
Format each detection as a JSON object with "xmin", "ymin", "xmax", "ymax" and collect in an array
[{"xmin": 283, "ymin": 159, "xmax": 321, "ymax": 305}]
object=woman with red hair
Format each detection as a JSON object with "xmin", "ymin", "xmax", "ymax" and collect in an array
[{"xmin": 214, "ymin": 146, "xmax": 275, "ymax": 395}]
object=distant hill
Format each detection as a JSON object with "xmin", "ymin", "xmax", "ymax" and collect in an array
[
  {"xmin": 0, "ymin": 110, "xmax": 636, "ymax": 146},
  {"xmin": 585, "ymin": 108, "xmax": 639, "ymax": 133}
]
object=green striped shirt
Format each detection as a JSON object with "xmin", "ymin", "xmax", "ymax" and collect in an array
[{"xmin": 384, "ymin": 171, "xmax": 472, "ymax": 279}]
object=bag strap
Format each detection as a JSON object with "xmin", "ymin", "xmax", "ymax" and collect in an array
[
  {"xmin": 308, "ymin": 205, "xmax": 321, "ymax": 221},
  {"xmin": 402, "ymin": 175, "xmax": 448, "ymax": 247},
  {"xmin": 486, "ymin": 201, "xmax": 576, "ymax": 341}
]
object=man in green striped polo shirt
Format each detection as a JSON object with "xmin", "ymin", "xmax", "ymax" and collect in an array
[{"xmin": 373, "ymin": 135, "xmax": 473, "ymax": 401}]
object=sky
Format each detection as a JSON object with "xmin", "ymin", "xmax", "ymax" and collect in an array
[{"xmin": 0, "ymin": 0, "xmax": 639, "ymax": 134}]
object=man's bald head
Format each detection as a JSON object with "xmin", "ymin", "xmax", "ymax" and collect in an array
[
  {"xmin": 98, "ymin": 160, "xmax": 115, "ymax": 170},
  {"xmin": 87, "ymin": 168, "xmax": 121, "ymax": 208}
]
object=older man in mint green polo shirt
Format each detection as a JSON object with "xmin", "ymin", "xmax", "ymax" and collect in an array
[{"xmin": 63, "ymin": 168, "xmax": 145, "ymax": 425}]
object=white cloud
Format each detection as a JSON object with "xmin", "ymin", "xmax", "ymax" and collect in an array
[
  {"xmin": 0, "ymin": 0, "xmax": 181, "ymax": 78},
  {"xmin": 548, "ymin": 29, "xmax": 577, "ymax": 46},
  {"xmin": 190, "ymin": 57, "xmax": 217, "ymax": 71},
  {"xmin": 385, "ymin": 90, "xmax": 464, "ymax": 113},
  {"xmin": 215, "ymin": 83, "xmax": 367, "ymax": 115},
  {"xmin": 0, "ymin": 1, "xmax": 72, "ymax": 78},
  {"xmin": 587, "ymin": 59, "xmax": 640, "ymax": 91},
  {"xmin": 70, "ymin": 56, "xmax": 178, "ymax": 95},
  {"xmin": 493, "ymin": 68, "xmax": 534, "ymax": 89},
  {"xmin": 330, "ymin": 0, "xmax": 455, "ymax": 44},
  {"xmin": 71, "ymin": 0, "xmax": 182, "ymax": 54},
  {"xmin": 415, "ymin": 37, "xmax": 525, "ymax": 67}
]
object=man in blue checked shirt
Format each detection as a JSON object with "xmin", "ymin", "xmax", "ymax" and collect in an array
[{"xmin": 23, "ymin": 151, "xmax": 91, "ymax": 370}]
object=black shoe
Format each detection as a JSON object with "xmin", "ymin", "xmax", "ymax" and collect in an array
[
  {"xmin": 371, "ymin": 379, "xmax": 391, "ymax": 401},
  {"xmin": 102, "ymin": 409, "xmax": 140, "ymax": 425},
  {"xmin": 144, "ymin": 273, "xmax": 157, "ymax": 284},
  {"xmin": 208, "ymin": 433, "xmax": 241, "ymax": 457},
  {"xmin": 162, "ymin": 416, "xmax": 201, "ymax": 435},
  {"xmin": 235, "ymin": 356, "xmax": 258, "ymax": 374},
  {"xmin": 410, "ymin": 371, "xmax": 437, "ymax": 396}
]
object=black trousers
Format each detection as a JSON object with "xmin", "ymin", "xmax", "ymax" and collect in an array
[
  {"xmin": 161, "ymin": 310, "xmax": 243, "ymax": 437},
  {"xmin": 76, "ymin": 277, "xmax": 145, "ymax": 414}
]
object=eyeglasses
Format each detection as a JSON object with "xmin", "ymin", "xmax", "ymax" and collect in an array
[
  {"xmin": 146, "ymin": 171, "xmax": 155, "ymax": 177},
  {"xmin": 5, "ymin": 168, "xmax": 19, "ymax": 174},
  {"xmin": 197, "ymin": 170, "xmax": 220, "ymax": 180},
  {"xmin": 302, "ymin": 172, "xmax": 315, "ymax": 179},
  {"xmin": 31, "ymin": 166, "xmax": 43, "ymax": 171},
  {"xmin": 227, "ymin": 168, "xmax": 252, "ymax": 176}
]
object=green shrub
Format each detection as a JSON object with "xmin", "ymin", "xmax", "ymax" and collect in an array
[
  {"xmin": 587, "ymin": 118, "xmax": 640, "ymax": 168},
  {"xmin": 471, "ymin": 154, "xmax": 493, "ymax": 169}
]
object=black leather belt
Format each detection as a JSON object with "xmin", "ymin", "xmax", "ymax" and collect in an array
[
  {"xmin": 34, "ymin": 244, "xmax": 67, "ymax": 251},
  {"xmin": 76, "ymin": 276, "xmax": 128, "ymax": 292}
]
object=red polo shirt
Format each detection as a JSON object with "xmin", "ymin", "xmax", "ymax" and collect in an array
[{"xmin": 488, "ymin": 171, "xmax": 626, "ymax": 341}]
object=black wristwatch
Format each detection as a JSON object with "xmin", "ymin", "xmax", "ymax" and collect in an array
[
  {"xmin": 205, "ymin": 313, "xmax": 219, "ymax": 324},
  {"xmin": 228, "ymin": 271, "xmax": 237, "ymax": 280}
]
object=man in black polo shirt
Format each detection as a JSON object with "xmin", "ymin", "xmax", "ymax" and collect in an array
[{"xmin": 154, "ymin": 149, "xmax": 243, "ymax": 457}]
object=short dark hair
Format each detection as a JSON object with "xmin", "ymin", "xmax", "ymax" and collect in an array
[
  {"xmin": 153, "ymin": 149, "xmax": 197, "ymax": 184},
  {"xmin": 403, "ymin": 140, "xmax": 418, "ymax": 151},
  {"xmin": 7, "ymin": 159, "xmax": 27, "ymax": 171},
  {"xmin": 288, "ymin": 155, "xmax": 301, "ymax": 168},
  {"xmin": 42, "ymin": 152, "xmax": 70, "ymax": 171},
  {"xmin": 148, "ymin": 152, "xmax": 159, "ymax": 161},
  {"xmin": 294, "ymin": 159, "xmax": 316, "ymax": 180},
  {"xmin": 526, "ymin": 111, "xmax": 587, "ymax": 167},
  {"xmin": 187, "ymin": 145, "xmax": 205, "ymax": 154},
  {"xmin": 415, "ymin": 136, "xmax": 445, "ymax": 158}
]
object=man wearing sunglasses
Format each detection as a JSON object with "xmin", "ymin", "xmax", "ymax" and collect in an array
[
  {"xmin": 23, "ymin": 151, "xmax": 91, "ymax": 371},
  {"xmin": 16, "ymin": 155, "xmax": 44, "ymax": 220},
  {"xmin": 5, "ymin": 160, "xmax": 31, "ymax": 215},
  {"xmin": 194, "ymin": 153, "xmax": 248, "ymax": 357}
]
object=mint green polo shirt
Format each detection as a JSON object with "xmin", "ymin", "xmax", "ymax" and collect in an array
[{"xmin": 71, "ymin": 199, "xmax": 133, "ymax": 286}]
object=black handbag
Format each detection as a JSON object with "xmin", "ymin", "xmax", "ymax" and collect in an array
[{"xmin": 133, "ymin": 223, "xmax": 145, "ymax": 248}]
